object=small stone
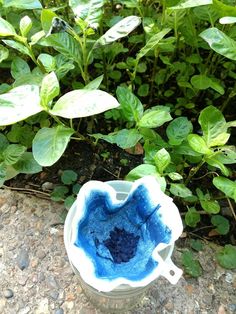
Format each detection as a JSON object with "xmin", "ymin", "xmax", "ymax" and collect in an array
[
  {"xmin": 225, "ymin": 272, "xmax": 233, "ymax": 284},
  {"xmin": 228, "ymin": 304, "xmax": 236, "ymax": 312},
  {"xmin": 31, "ymin": 258, "xmax": 38, "ymax": 268},
  {"xmin": 17, "ymin": 275, "xmax": 28, "ymax": 286},
  {"xmin": 63, "ymin": 301, "xmax": 74, "ymax": 311},
  {"xmin": 218, "ymin": 305, "xmax": 227, "ymax": 314},
  {"xmin": 38, "ymin": 272, "xmax": 45, "ymax": 283},
  {"xmin": 18, "ymin": 306, "xmax": 31, "ymax": 314},
  {"xmin": 4, "ymin": 288, "xmax": 14, "ymax": 299},
  {"xmin": 47, "ymin": 275, "xmax": 60, "ymax": 289},
  {"xmin": 66, "ymin": 292, "xmax": 76, "ymax": 301},
  {"xmin": 35, "ymin": 298, "xmax": 49, "ymax": 314},
  {"xmin": 17, "ymin": 249, "xmax": 29, "ymax": 270},
  {"xmin": 55, "ymin": 309, "xmax": 64, "ymax": 314},
  {"xmin": 37, "ymin": 250, "xmax": 46, "ymax": 259},
  {"xmin": 49, "ymin": 290, "xmax": 59, "ymax": 300},
  {"xmin": 42, "ymin": 182, "xmax": 54, "ymax": 191}
]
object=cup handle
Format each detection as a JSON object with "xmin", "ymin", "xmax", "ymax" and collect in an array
[{"xmin": 161, "ymin": 258, "xmax": 183, "ymax": 284}]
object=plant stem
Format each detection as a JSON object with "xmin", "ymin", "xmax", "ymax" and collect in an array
[
  {"xmin": 227, "ymin": 198, "xmax": 236, "ymax": 222},
  {"xmin": 185, "ymin": 160, "xmax": 205, "ymax": 186}
]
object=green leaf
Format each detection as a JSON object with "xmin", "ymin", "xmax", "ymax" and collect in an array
[
  {"xmin": 184, "ymin": 207, "xmax": 201, "ymax": 228},
  {"xmin": 2, "ymin": 0, "xmax": 42, "ymax": 9},
  {"xmin": 198, "ymin": 106, "xmax": 228, "ymax": 147},
  {"xmin": 169, "ymin": 0, "xmax": 212, "ymax": 9},
  {"xmin": 83, "ymin": 75, "xmax": 104, "ymax": 90},
  {"xmin": 69, "ymin": 0, "xmax": 105, "ymax": 28},
  {"xmin": 216, "ymin": 245, "xmax": 236, "ymax": 269},
  {"xmin": 0, "ymin": 134, "xmax": 9, "ymax": 152},
  {"xmin": 205, "ymin": 156, "xmax": 230, "ymax": 176},
  {"xmin": 61, "ymin": 170, "xmax": 78, "ymax": 185},
  {"xmin": 0, "ymin": 16, "xmax": 16, "ymax": 36},
  {"xmin": 51, "ymin": 185, "xmax": 69, "ymax": 201},
  {"xmin": 200, "ymin": 27, "xmax": 236, "ymax": 61},
  {"xmin": 40, "ymin": 72, "xmax": 60, "ymax": 109},
  {"xmin": 114, "ymin": 129, "xmax": 142, "ymax": 149},
  {"xmin": 13, "ymin": 152, "xmax": 42, "ymax": 174},
  {"xmin": 3, "ymin": 40, "xmax": 31, "ymax": 57},
  {"xmin": 11, "ymin": 57, "xmax": 31, "ymax": 80},
  {"xmin": 38, "ymin": 54, "xmax": 56, "ymax": 73},
  {"xmin": 190, "ymin": 239, "xmax": 204, "ymax": 251},
  {"xmin": 213, "ymin": 176, "xmax": 236, "ymax": 201},
  {"xmin": 41, "ymin": 33, "xmax": 82, "ymax": 64},
  {"xmin": 64, "ymin": 195, "xmax": 76, "ymax": 209},
  {"xmin": 96, "ymin": 16, "xmax": 141, "ymax": 46},
  {"xmin": 2, "ymin": 144, "xmax": 26, "ymax": 165},
  {"xmin": 154, "ymin": 148, "xmax": 171, "ymax": 174},
  {"xmin": 213, "ymin": 146, "xmax": 236, "ymax": 164},
  {"xmin": 51, "ymin": 89, "xmax": 119, "ymax": 118},
  {"xmin": 126, "ymin": 164, "xmax": 166, "ymax": 191},
  {"xmin": 0, "ymin": 85, "xmax": 42, "ymax": 126},
  {"xmin": 0, "ymin": 44, "xmax": 9, "ymax": 63},
  {"xmin": 170, "ymin": 183, "xmax": 193, "ymax": 198},
  {"xmin": 137, "ymin": 84, "xmax": 149, "ymax": 97},
  {"xmin": 73, "ymin": 183, "xmax": 81, "ymax": 194},
  {"xmin": 20, "ymin": 16, "xmax": 32, "ymax": 37},
  {"xmin": 41, "ymin": 9, "xmax": 58, "ymax": 33},
  {"xmin": 116, "ymin": 86, "xmax": 143, "ymax": 122},
  {"xmin": 200, "ymin": 199, "xmax": 220, "ymax": 214},
  {"xmin": 138, "ymin": 108, "xmax": 172, "ymax": 128},
  {"xmin": 181, "ymin": 250, "xmax": 202, "ymax": 277},
  {"xmin": 137, "ymin": 28, "xmax": 171, "ymax": 60},
  {"xmin": 167, "ymin": 117, "xmax": 193, "ymax": 145},
  {"xmin": 211, "ymin": 215, "xmax": 230, "ymax": 235},
  {"xmin": 187, "ymin": 134, "xmax": 211, "ymax": 154},
  {"xmin": 32, "ymin": 126, "xmax": 74, "ymax": 167}
]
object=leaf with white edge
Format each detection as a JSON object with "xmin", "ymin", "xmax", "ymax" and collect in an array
[
  {"xmin": 170, "ymin": 183, "xmax": 193, "ymax": 198},
  {"xmin": 51, "ymin": 89, "xmax": 119, "ymax": 118},
  {"xmin": 138, "ymin": 108, "xmax": 172, "ymax": 128},
  {"xmin": 2, "ymin": 144, "xmax": 26, "ymax": 165},
  {"xmin": 2, "ymin": 0, "xmax": 42, "ymax": 9},
  {"xmin": 205, "ymin": 156, "xmax": 230, "ymax": 176},
  {"xmin": 213, "ymin": 176, "xmax": 236, "ymax": 201},
  {"xmin": 216, "ymin": 245, "xmax": 236, "ymax": 269},
  {"xmin": 169, "ymin": 0, "xmax": 212, "ymax": 9},
  {"xmin": 83, "ymin": 75, "xmax": 104, "ymax": 90},
  {"xmin": 219, "ymin": 16, "xmax": 236, "ymax": 24},
  {"xmin": 154, "ymin": 148, "xmax": 171, "ymax": 174},
  {"xmin": 3, "ymin": 40, "xmax": 31, "ymax": 57},
  {"xmin": 0, "ymin": 44, "xmax": 9, "ymax": 63},
  {"xmin": 200, "ymin": 27, "xmax": 236, "ymax": 61},
  {"xmin": 187, "ymin": 134, "xmax": 212, "ymax": 154},
  {"xmin": 126, "ymin": 164, "xmax": 166, "ymax": 191},
  {"xmin": 40, "ymin": 72, "xmax": 60, "ymax": 109},
  {"xmin": 69, "ymin": 0, "xmax": 105, "ymax": 29},
  {"xmin": 20, "ymin": 16, "xmax": 32, "ymax": 37},
  {"xmin": 167, "ymin": 117, "xmax": 193, "ymax": 145},
  {"xmin": 32, "ymin": 126, "xmax": 74, "ymax": 167},
  {"xmin": 96, "ymin": 16, "xmax": 141, "ymax": 46},
  {"xmin": 0, "ymin": 85, "xmax": 42, "ymax": 126},
  {"xmin": 0, "ymin": 17, "xmax": 16, "ymax": 36},
  {"xmin": 137, "ymin": 28, "xmax": 171, "ymax": 60},
  {"xmin": 13, "ymin": 152, "xmax": 42, "ymax": 174},
  {"xmin": 198, "ymin": 106, "xmax": 227, "ymax": 147}
]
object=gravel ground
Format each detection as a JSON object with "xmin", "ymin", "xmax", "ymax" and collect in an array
[{"xmin": 0, "ymin": 188, "xmax": 235, "ymax": 314}]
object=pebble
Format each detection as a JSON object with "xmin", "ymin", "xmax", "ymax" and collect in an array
[
  {"xmin": 18, "ymin": 306, "xmax": 31, "ymax": 314},
  {"xmin": 4, "ymin": 288, "xmax": 14, "ymax": 299},
  {"xmin": 49, "ymin": 290, "xmax": 59, "ymax": 300},
  {"xmin": 55, "ymin": 309, "xmax": 64, "ymax": 314},
  {"xmin": 17, "ymin": 249, "xmax": 29, "ymax": 270},
  {"xmin": 42, "ymin": 182, "xmax": 54, "ymax": 191},
  {"xmin": 47, "ymin": 275, "xmax": 60, "ymax": 289},
  {"xmin": 225, "ymin": 273, "xmax": 233, "ymax": 284},
  {"xmin": 228, "ymin": 304, "xmax": 236, "ymax": 312}
]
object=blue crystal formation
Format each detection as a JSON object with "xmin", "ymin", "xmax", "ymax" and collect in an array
[{"xmin": 75, "ymin": 184, "xmax": 171, "ymax": 281}]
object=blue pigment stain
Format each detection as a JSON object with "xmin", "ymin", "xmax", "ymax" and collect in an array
[{"xmin": 74, "ymin": 184, "xmax": 171, "ymax": 281}]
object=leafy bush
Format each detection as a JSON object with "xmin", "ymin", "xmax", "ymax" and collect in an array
[{"xmin": 0, "ymin": 0, "xmax": 235, "ymax": 264}]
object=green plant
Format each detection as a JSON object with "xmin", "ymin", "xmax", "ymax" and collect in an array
[{"xmin": 51, "ymin": 169, "xmax": 81, "ymax": 209}]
